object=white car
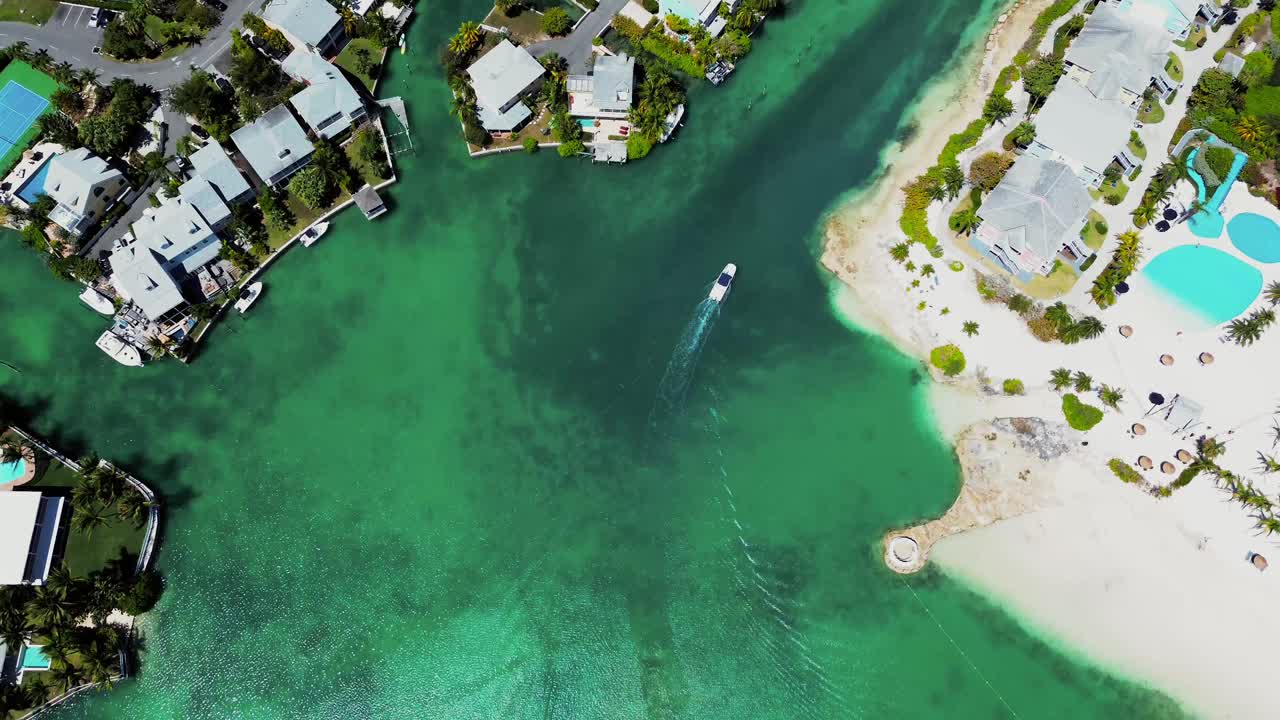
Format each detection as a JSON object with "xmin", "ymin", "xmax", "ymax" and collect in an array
[{"xmin": 709, "ymin": 263, "xmax": 736, "ymax": 303}]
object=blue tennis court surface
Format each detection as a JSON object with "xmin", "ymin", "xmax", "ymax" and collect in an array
[{"xmin": 0, "ymin": 81, "xmax": 50, "ymax": 160}]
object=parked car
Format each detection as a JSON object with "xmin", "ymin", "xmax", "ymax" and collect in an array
[
  {"xmin": 214, "ymin": 76, "xmax": 233, "ymax": 94},
  {"xmin": 204, "ymin": 0, "xmax": 228, "ymax": 9},
  {"xmin": 191, "ymin": 125, "xmax": 209, "ymax": 140}
]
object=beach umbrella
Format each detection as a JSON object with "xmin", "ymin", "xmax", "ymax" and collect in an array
[
  {"xmin": 1251, "ymin": 553, "xmax": 1269, "ymax": 572},
  {"xmin": 1163, "ymin": 208, "xmax": 1178, "ymax": 221},
  {"xmin": 1160, "ymin": 354, "xmax": 1175, "ymax": 366},
  {"xmin": 1120, "ymin": 325, "xmax": 1133, "ymax": 338},
  {"xmin": 1161, "ymin": 461, "xmax": 1176, "ymax": 474},
  {"xmin": 1148, "ymin": 392, "xmax": 1165, "ymax": 405},
  {"xmin": 1176, "ymin": 449, "xmax": 1193, "ymax": 464},
  {"xmin": 1132, "ymin": 423, "xmax": 1147, "ymax": 436},
  {"xmin": 1138, "ymin": 456, "xmax": 1153, "ymax": 470},
  {"xmin": 1156, "ymin": 221, "xmax": 1170, "ymax": 232},
  {"xmin": 1117, "ymin": 282, "xmax": 1130, "ymax": 294},
  {"xmin": 1199, "ymin": 352, "xmax": 1215, "ymax": 365}
]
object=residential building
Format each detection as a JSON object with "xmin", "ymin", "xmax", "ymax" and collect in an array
[
  {"xmin": 353, "ymin": 185, "xmax": 387, "ymax": 219},
  {"xmin": 230, "ymin": 105, "xmax": 314, "ymax": 187},
  {"xmin": 1025, "ymin": 80, "xmax": 1137, "ymax": 188},
  {"xmin": 43, "ymin": 148, "xmax": 129, "ymax": 237},
  {"xmin": 284, "ymin": 48, "xmax": 368, "ymax": 139},
  {"xmin": 262, "ymin": 0, "xmax": 345, "ymax": 55},
  {"xmin": 178, "ymin": 177, "xmax": 233, "ymax": 230},
  {"xmin": 975, "ymin": 156, "xmax": 1093, "ymax": 279},
  {"xmin": 466, "ymin": 40, "xmax": 545, "ymax": 132},
  {"xmin": 1103, "ymin": 0, "xmax": 1220, "ymax": 39},
  {"xmin": 1065, "ymin": 3, "xmax": 1176, "ymax": 107},
  {"xmin": 568, "ymin": 53, "xmax": 635, "ymax": 119},
  {"xmin": 0, "ymin": 491, "xmax": 67, "ymax": 586},
  {"xmin": 660, "ymin": 0, "xmax": 742, "ymax": 37},
  {"xmin": 189, "ymin": 139, "xmax": 253, "ymax": 206},
  {"xmin": 110, "ymin": 196, "xmax": 221, "ymax": 320}
]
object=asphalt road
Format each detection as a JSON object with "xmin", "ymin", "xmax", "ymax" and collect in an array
[
  {"xmin": 528, "ymin": 0, "xmax": 629, "ymax": 73},
  {"xmin": 0, "ymin": 0, "xmax": 256, "ymax": 88}
]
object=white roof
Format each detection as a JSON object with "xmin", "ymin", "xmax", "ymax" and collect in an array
[
  {"xmin": 467, "ymin": 40, "xmax": 545, "ymax": 111},
  {"xmin": 189, "ymin": 139, "xmax": 252, "ymax": 204},
  {"xmin": 979, "ymin": 155, "xmax": 1092, "ymax": 262},
  {"xmin": 1218, "ymin": 53, "xmax": 1245, "ymax": 78},
  {"xmin": 178, "ymin": 176, "xmax": 232, "ymax": 228},
  {"xmin": 44, "ymin": 148, "xmax": 124, "ymax": 216},
  {"xmin": 285, "ymin": 51, "xmax": 365, "ymax": 138},
  {"xmin": 230, "ymin": 105, "xmax": 314, "ymax": 184},
  {"xmin": 109, "ymin": 240, "xmax": 185, "ymax": 319},
  {"xmin": 1033, "ymin": 80, "xmax": 1136, "ymax": 172},
  {"xmin": 262, "ymin": 0, "xmax": 340, "ymax": 47},
  {"xmin": 619, "ymin": 1, "xmax": 655, "ymax": 26},
  {"xmin": 281, "ymin": 47, "xmax": 335, "ymax": 83},
  {"xmin": 0, "ymin": 491, "xmax": 42, "ymax": 585},
  {"xmin": 132, "ymin": 196, "xmax": 220, "ymax": 274},
  {"xmin": 1067, "ymin": 4, "xmax": 1172, "ymax": 100}
]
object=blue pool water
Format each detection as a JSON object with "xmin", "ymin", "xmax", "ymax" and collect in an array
[
  {"xmin": 1185, "ymin": 143, "xmax": 1249, "ymax": 239},
  {"xmin": 577, "ymin": 118, "xmax": 595, "ymax": 129},
  {"xmin": 1228, "ymin": 212, "xmax": 1280, "ymax": 263},
  {"xmin": 1144, "ymin": 245, "xmax": 1263, "ymax": 324},
  {"xmin": 15, "ymin": 157, "xmax": 51, "ymax": 205},
  {"xmin": 0, "ymin": 458, "xmax": 25, "ymax": 484},
  {"xmin": 19, "ymin": 645, "xmax": 50, "ymax": 670}
]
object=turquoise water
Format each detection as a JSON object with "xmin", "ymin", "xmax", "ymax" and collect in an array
[
  {"xmin": 15, "ymin": 156, "xmax": 51, "ymax": 205},
  {"xmin": 0, "ymin": 457, "xmax": 25, "ymax": 484},
  {"xmin": 1228, "ymin": 212, "xmax": 1280, "ymax": 262},
  {"xmin": 1144, "ymin": 245, "xmax": 1263, "ymax": 323},
  {"xmin": 577, "ymin": 118, "xmax": 595, "ymax": 128},
  {"xmin": 1185, "ymin": 144, "xmax": 1248, "ymax": 239},
  {"xmin": 20, "ymin": 645, "xmax": 50, "ymax": 670}
]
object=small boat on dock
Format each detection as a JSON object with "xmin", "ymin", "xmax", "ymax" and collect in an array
[
  {"xmin": 300, "ymin": 221, "xmax": 330, "ymax": 247},
  {"xmin": 79, "ymin": 287, "xmax": 115, "ymax": 315},
  {"xmin": 234, "ymin": 282, "xmax": 263, "ymax": 314},
  {"xmin": 399, "ymin": 34, "xmax": 406, "ymax": 54},
  {"xmin": 95, "ymin": 331, "xmax": 143, "ymax": 367}
]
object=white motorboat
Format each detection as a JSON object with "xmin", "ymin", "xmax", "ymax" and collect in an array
[
  {"xmin": 709, "ymin": 263, "xmax": 736, "ymax": 303},
  {"xmin": 300, "ymin": 221, "xmax": 330, "ymax": 247},
  {"xmin": 79, "ymin": 287, "xmax": 115, "ymax": 315},
  {"xmin": 234, "ymin": 282, "xmax": 263, "ymax": 314},
  {"xmin": 95, "ymin": 332, "xmax": 143, "ymax": 367}
]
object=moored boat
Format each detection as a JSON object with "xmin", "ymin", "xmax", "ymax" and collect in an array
[
  {"xmin": 95, "ymin": 331, "xmax": 143, "ymax": 367},
  {"xmin": 79, "ymin": 287, "xmax": 115, "ymax": 315},
  {"xmin": 300, "ymin": 221, "xmax": 330, "ymax": 247},
  {"xmin": 234, "ymin": 282, "xmax": 263, "ymax": 314}
]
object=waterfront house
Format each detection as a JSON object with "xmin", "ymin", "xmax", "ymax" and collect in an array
[
  {"xmin": 188, "ymin": 139, "xmax": 253, "ymax": 206},
  {"xmin": 262, "ymin": 0, "xmax": 345, "ymax": 55},
  {"xmin": 110, "ymin": 195, "xmax": 221, "ymax": 320},
  {"xmin": 974, "ymin": 156, "xmax": 1093, "ymax": 279},
  {"xmin": 1102, "ymin": 0, "xmax": 1220, "ymax": 40},
  {"xmin": 1065, "ymin": 3, "xmax": 1177, "ymax": 107},
  {"xmin": 178, "ymin": 177, "xmax": 233, "ymax": 231},
  {"xmin": 43, "ymin": 148, "xmax": 129, "ymax": 238},
  {"xmin": 568, "ymin": 53, "xmax": 635, "ymax": 119},
  {"xmin": 1025, "ymin": 80, "xmax": 1138, "ymax": 188},
  {"xmin": 466, "ymin": 40, "xmax": 545, "ymax": 132},
  {"xmin": 230, "ymin": 105, "xmax": 314, "ymax": 187},
  {"xmin": 660, "ymin": 0, "xmax": 741, "ymax": 37},
  {"xmin": 283, "ymin": 48, "xmax": 368, "ymax": 139},
  {"xmin": 0, "ymin": 491, "xmax": 67, "ymax": 586}
]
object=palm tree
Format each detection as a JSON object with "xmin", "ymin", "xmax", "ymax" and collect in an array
[
  {"xmin": 448, "ymin": 93, "xmax": 476, "ymax": 120},
  {"xmin": 458, "ymin": 21, "xmax": 483, "ymax": 52},
  {"xmin": 889, "ymin": 243, "xmax": 910, "ymax": 262},
  {"xmin": 1131, "ymin": 203, "xmax": 1157, "ymax": 226},
  {"xmin": 962, "ymin": 321, "xmax": 979, "ymax": 337},
  {"xmin": 952, "ymin": 208, "xmax": 981, "ymax": 235},
  {"xmin": 22, "ymin": 674, "xmax": 50, "ymax": 706},
  {"xmin": 1072, "ymin": 371, "xmax": 1093, "ymax": 393},
  {"xmin": 1011, "ymin": 121, "xmax": 1036, "ymax": 147},
  {"xmin": 1044, "ymin": 301, "xmax": 1073, "ymax": 331},
  {"xmin": 1264, "ymin": 281, "xmax": 1280, "ymax": 306},
  {"xmin": 942, "ymin": 165, "xmax": 965, "ymax": 200},
  {"xmin": 920, "ymin": 264, "xmax": 935, "ymax": 277},
  {"xmin": 1071, "ymin": 316, "xmax": 1105, "ymax": 340},
  {"xmin": 1257, "ymin": 452, "xmax": 1280, "ymax": 474},
  {"xmin": 904, "ymin": 261, "xmax": 916, "ymax": 273},
  {"xmin": 0, "ymin": 437, "xmax": 27, "ymax": 465},
  {"xmin": 73, "ymin": 504, "xmax": 111, "ymax": 539},
  {"xmin": 1049, "ymin": 368, "xmax": 1072, "ymax": 391},
  {"xmin": 25, "ymin": 586, "xmax": 75, "ymax": 630},
  {"xmin": 50, "ymin": 662, "xmax": 85, "ymax": 693},
  {"xmin": 75, "ymin": 67, "xmax": 100, "ymax": 89},
  {"xmin": 1112, "ymin": 231, "xmax": 1144, "ymax": 272},
  {"xmin": 1198, "ymin": 436, "xmax": 1227, "ymax": 462},
  {"xmin": 9, "ymin": 42, "xmax": 30, "ymax": 62},
  {"xmin": 1252, "ymin": 306, "xmax": 1277, "ymax": 329},
  {"xmin": 1236, "ymin": 114, "xmax": 1268, "ymax": 143},
  {"xmin": 31, "ymin": 48, "xmax": 52, "ymax": 69},
  {"xmin": 145, "ymin": 335, "xmax": 168, "ymax": 358},
  {"xmin": 1097, "ymin": 384, "xmax": 1124, "ymax": 409},
  {"xmin": 117, "ymin": 488, "xmax": 152, "ymax": 528},
  {"xmin": 926, "ymin": 181, "xmax": 947, "ymax": 204},
  {"xmin": 1258, "ymin": 515, "xmax": 1280, "ymax": 535},
  {"xmin": 1227, "ymin": 316, "xmax": 1263, "ymax": 346}
]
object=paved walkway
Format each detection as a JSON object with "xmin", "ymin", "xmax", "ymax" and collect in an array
[
  {"xmin": 527, "ymin": 0, "xmax": 629, "ymax": 72},
  {"xmin": 0, "ymin": 0, "xmax": 256, "ymax": 87}
]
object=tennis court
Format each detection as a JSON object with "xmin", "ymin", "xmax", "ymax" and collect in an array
[{"xmin": 0, "ymin": 61, "xmax": 59, "ymax": 171}]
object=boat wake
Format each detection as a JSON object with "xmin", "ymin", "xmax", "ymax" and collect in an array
[{"xmin": 650, "ymin": 297, "xmax": 721, "ymax": 424}]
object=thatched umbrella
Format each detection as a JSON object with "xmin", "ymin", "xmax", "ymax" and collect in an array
[
  {"xmin": 1138, "ymin": 455, "xmax": 1153, "ymax": 470},
  {"xmin": 1120, "ymin": 325, "xmax": 1133, "ymax": 338},
  {"xmin": 1161, "ymin": 461, "xmax": 1176, "ymax": 474},
  {"xmin": 1199, "ymin": 352, "xmax": 1215, "ymax": 365},
  {"xmin": 1160, "ymin": 354, "xmax": 1175, "ymax": 366},
  {"xmin": 1176, "ymin": 449, "xmax": 1194, "ymax": 464},
  {"xmin": 1132, "ymin": 423, "xmax": 1147, "ymax": 436},
  {"xmin": 1251, "ymin": 553, "xmax": 1269, "ymax": 572}
]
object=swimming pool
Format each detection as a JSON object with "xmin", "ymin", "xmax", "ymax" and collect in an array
[
  {"xmin": 0, "ymin": 457, "xmax": 26, "ymax": 484},
  {"xmin": 1143, "ymin": 245, "xmax": 1263, "ymax": 324},
  {"xmin": 15, "ymin": 156, "xmax": 51, "ymax": 205},
  {"xmin": 1228, "ymin": 212, "xmax": 1280, "ymax": 263},
  {"xmin": 577, "ymin": 118, "xmax": 596, "ymax": 130},
  {"xmin": 19, "ymin": 645, "xmax": 50, "ymax": 670}
]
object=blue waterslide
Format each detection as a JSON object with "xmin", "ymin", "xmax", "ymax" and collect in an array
[{"xmin": 1185, "ymin": 141, "xmax": 1248, "ymax": 239}]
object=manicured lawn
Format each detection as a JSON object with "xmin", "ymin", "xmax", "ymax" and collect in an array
[
  {"xmin": 0, "ymin": 0, "xmax": 57, "ymax": 23},
  {"xmin": 334, "ymin": 38, "xmax": 383, "ymax": 92},
  {"xmin": 483, "ymin": 5, "xmax": 548, "ymax": 44},
  {"xmin": 346, "ymin": 133, "xmax": 390, "ymax": 186},
  {"xmin": 1090, "ymin": 178, "xmax": 1129, "ymax": 204},
  {"xmin": 1165, "ymin": 52, "xmax": 1183, "ymax": 83},
  {"xmin": 1176, "ymin": 26, "xmax": 1205, "ymax": 52},
  {"xmin": 1024, "ymin": 260, "xmax": 1079, "ymax": 299},
  {"xmin": 465, "ymin": 101, "xmax": 555, "ymax": 153},
  {"xmin": 1138, "ymin": 98, "xmax": 1165, "ymax": 124},
  {"xmin": 1080, "ymin": 209, "xmax": 1108, "ymax": 251},
  {"xmin": 1128, "ymin": 134, "xmax": 1147, "ymax": 161}
]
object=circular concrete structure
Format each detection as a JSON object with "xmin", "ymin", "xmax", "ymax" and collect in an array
[{"xmin": 886, "ymin": 536, "xmax": 922, "ymax": 573}]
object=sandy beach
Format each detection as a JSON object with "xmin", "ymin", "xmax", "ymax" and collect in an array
[{"xmin": 820, "ymin": 1, "xmax": 1280, "ymax": 717}]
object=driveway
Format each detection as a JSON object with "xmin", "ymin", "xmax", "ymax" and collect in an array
[
  {"xmin": 527, "ymin": 0, "xmax": 629, "ymax": 72},
  {"xmin": 0, "ymin": 0, "xmax": 256, "ymax": 88}
]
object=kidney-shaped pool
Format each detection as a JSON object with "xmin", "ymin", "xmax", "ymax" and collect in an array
[
  {"xmin": 1228, "ymin": 212, "xmax": 1280, "ymax": 263},
  {"xmin": 1143, "ymin": 245, "xmax": 1263, "ymax": 325}
]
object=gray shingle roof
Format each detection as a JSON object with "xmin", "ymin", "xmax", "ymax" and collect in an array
[
  {"xmin": 978, "ymin": 156, "xmax": 1092, "ymax": 262},
  {"xmin": 262, "ymin": 0, "xmax": 340, "ymax": 48},
  {"xmin": 189, "ymin": 139, "xmax": 252, "ymax": 204},
  {"xmin": 1067, "ymin": 3, "xmax": 1172, "ymax": 101},
  {"xmin": 230, "ymin": 105, "xmax": 314, "ymax": 185},
  {"xmin": 1031, "ymin": 80, "xmax": 1136, "ymax": 172},
  {"xmin": 467, "ymin": 40, "xmax": 544, "ymax": 112}
]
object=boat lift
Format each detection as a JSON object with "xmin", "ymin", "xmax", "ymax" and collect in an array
[{"xmin": 377, "ymin": 97, "xmax": 415, "ymax": 156}]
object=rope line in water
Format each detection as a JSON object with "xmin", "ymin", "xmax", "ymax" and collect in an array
[{"xmin": 899, "ymin": 578, "xmax": 1021, "ymax": 719}]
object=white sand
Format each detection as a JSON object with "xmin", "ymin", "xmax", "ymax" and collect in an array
[{"xmin": 821, "ymin": 2, "xmax": 1280, "ymax": 717}]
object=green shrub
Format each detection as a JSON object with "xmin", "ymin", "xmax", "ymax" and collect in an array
[
  {"xmin": 558, "ymin": 139, "xmax": 586, "ymax": 157},
  {"xmin": 627, "ymin": 134, "xmax": 654, "ymax": 159},
  {"xmin": 1172, "ymin": 466, "xmax": 1199, "ymax": 489},
  {"xmin": 930, "ymin": 344, "xmax": 966, "ymax": 377},
  {"xmin": 522, "ymin": 137, "xmax": 539, "ymax": 153},
  {"xmin": 949, "ymin": 260, "xmax": 964, "ymax": 272},
  {"xmin": 1204, "ymin": 145, "xmax": 1237, "ymax": 180},
  {"xmin": 641, "ymin": 33, "xmax": 706, "ymax": 76},
  {"xmin": 1062, "ymin": 393, "xmax": 1104, "ymax": 431},
  {"xmin": 1245, "ymin": 84, "xmax": 1280, "ymax": 118},
  {"xmin": 1002, "ymin": 378, "xmax": 1025, "ymax": 395},
  {"xmin": 1108, "ymin": 459, "xmax": 1144, "ymax": 484},
  {"xmin": 541, "ymin": 7, "xmax": 572, "ymax": 35}
]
